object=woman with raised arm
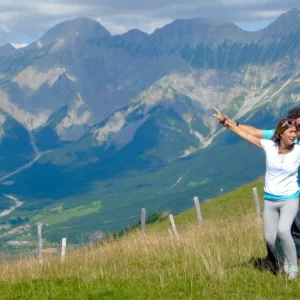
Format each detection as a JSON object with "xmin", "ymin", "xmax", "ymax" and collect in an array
[{"xmin": 212, "ymin": 107, "xmax": 300, "ymax": 280}]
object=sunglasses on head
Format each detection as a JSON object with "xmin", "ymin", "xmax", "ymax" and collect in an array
[{"xmin": 282, "ymin": 120, "xmax": 300, "ymax": 130}]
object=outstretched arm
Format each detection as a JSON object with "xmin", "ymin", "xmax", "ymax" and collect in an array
[
  {"xmin": 212, "ymin": 107, "xmax": 262, "ymax": 149},
  {"xmin": 237, "ymin": 124, "xmax": 264, "ymax": 139},
  {"xmin": 220, "ymin": 115, "xmax": 264, "ymax": 138}
]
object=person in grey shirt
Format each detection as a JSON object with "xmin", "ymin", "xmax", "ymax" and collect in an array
[{"xmin": 220, "ymin": 106, "xmax": 300, "ymax": 273}]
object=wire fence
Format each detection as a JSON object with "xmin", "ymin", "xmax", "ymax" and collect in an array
[
  {"xmin": 0, "ymin": 242, "xmax": 100, "ymax": 264},
  {"xmin": 0, "ymin": 187, "xmax": 262, "ymax": 265}
]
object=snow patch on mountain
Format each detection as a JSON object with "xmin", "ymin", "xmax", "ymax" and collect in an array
[
  {"xmin": 65, "ymin": 72, "xmax": 78, "ymax": 82},
  {"xmin": 291, "ymin": 93, "xmax": 300, "ymax": 102},
  {"xmin": 49, "ymin": 39, "xmax": 65, "ymax": 53},
  {"xmin": 12, "ymin": 66, "xmax": 66, "ymax": 91},
  {"xmin": 0, "ymin": 112, "xmax": 5, "ymax": 139},
  {"xmin": 181, "ymin": 147, "xmax": 196, "ymax": 157},
  {"xmin": 137, "ymin": 82, "xmax": 175, "ymax": 107},
  {"xmin": 234, "ymin": 63, "xmax": 300, "ymax": 119},
  {"xmin": 37, "ymin": 41, "xmax": 43, "ymax": 48},
  {"xmin": 157, "ymin": 62, "xmax": 300, "ymax": 118},
  {"xmin": 133, "ymin": 60, "xmax": 300, "ymax": 150},
  {"xmin": 109, "ymin": 117, "xmax": 149, "ymax": 148},
  {"xmin": 93, "ymin": 104, "xmax": 149, "ymax": 148},
  {"xmin": 0, "ymin": 90, "xmax": 49, "ymax": 130},
  {"xmin": 12, "ymin": 66, "xmax": 77, "ymax": 91},
  {"xmin": 94, "ymin": 111, "xmax": 126, "ymax": 145},
  {"xmin": 182, "ymin": 113, "xmax": 210, "ymax": 147},
  {"xmin": 55, "ymin": 94, "xmax": 94, "ymax": 141}
]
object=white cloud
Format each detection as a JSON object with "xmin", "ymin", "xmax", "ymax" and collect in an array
[
  {"xmin": 10, "ymin": 43, "xmax": 28, "ymax": 48},
  {"xmin": 95, "ymin": 17, "xmax": 128, "ymax": 34},
  {"xmin": 35, "ymin": 3, "xmax": 90, "ymax": 16},
  {"xmin": 95, "ymin": 15, "xmax": 173, "ymax": 34},
  {"xmin": 254, "ymin": 9, "xmax": 287, "ymax": 18},
  {"xmin": 0, "ymin": 24, "xmax": 9, "ymax": 33},
  {"xmin": 0, "ymin": 1, "xmax": 297, "ymax": 45},
  {"xmin": 145, "ymin": 19, "xmax": 174, "ymax": 34},
  {"xmin": 0, "ymin": 11, "xmax": 20, "ymax": 22},
  {"xmin": 219, "ymin": 0, "xmax": 273, "ymax": 5}
]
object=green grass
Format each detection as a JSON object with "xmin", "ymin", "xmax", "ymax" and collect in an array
[
  {"xmin": 1, "ymin": 270, "xmax": 298, "ymax": 300},
  {"xmin": 1, "ymin": 179, "xmax": 299, "ymax": 299},
  {"xmin": 167, "ymin": 118, "xmax": 176, "ymax": 127},
  {"xmin": 188, "ymin": 181, "xmax": 200, "ymax": 187},
  {"xmin": 30, "ymin": 201, "xmax": 102, "ymax": 225},
  {"xmin": 188, "ymin": 178, "xmax": 209, "ymax": 187}
]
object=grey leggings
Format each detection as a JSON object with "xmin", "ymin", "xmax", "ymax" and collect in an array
[{"xmin": 264, "ymin": 198, "xmax": 299, "ymax": 268}]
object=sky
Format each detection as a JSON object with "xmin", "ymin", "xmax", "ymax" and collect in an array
[{"xmin": 1, "ymin": 0, "xmax": 299, "ymax": 49}]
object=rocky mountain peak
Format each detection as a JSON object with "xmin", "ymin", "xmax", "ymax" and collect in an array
[
  {"xmin": 113, "ymin": 28, "xmax": 148, "ymax": 45},
  {"xmin": 38, "ymin": 17, "xmax": 111, "ymax": 46},
  {"xmin": 0, "ymin": 43, "xmax": 17, "ymax": 56},
  {"xmin": 282, "ymin": 7, "xmax": 300, "ymax": 18},
  {"xmin": 260, "ymin": 8, "xmax": 300, "ymax": 37},
  {"xmin": 150, "ymin": 17, "xmax": 257, "ymax": 47}
]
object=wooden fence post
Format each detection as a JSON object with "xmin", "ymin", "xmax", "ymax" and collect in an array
[
  {"xmin": 141, "ymin": 208, "xmax": 146, "ymax": 234},
  {"xmin": 169, "ymin": 214, "xmax": 180, "ymax": 240},
  {"xmin": 36, "ymin": 222, "xmax": 43, "ymax": 263},
  {"xmin": 168, "ymin": 228, "xmax": 175, "ymax": 238},
  {"xmin": 61, "ymin": 238, "xmax": 67, "ymax": 262},
  {"xmin": 252, "ymin": 187, "xmax": 261, "ymax": 216},
  {"xmin": 193, "ymin": 196, "xmax": 203, "ymax": 227}
]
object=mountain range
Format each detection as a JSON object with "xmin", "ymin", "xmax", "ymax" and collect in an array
[{"xmin": 0, "ymin": 8, "xmax": 299, "ymax": 245}]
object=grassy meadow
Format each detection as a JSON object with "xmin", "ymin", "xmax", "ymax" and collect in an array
[{"xmin": 1, "ymin": 179, "xmax": 300, "ymax": 299}]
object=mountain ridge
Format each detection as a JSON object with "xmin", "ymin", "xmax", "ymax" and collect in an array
[{"xmin": 0, "ymin": 9, "xmax": 299, "ymax": 245}]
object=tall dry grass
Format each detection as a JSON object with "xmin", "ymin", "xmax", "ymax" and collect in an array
[
  {"xmin": 2, "ymin": 201, "xmax": 299, "ymax": 299},
  {"xmin": 3, "ymin": 180, "xmax": 300, "ymax": 299},
  {"xmin": 0, "ymin": 213, "xmax": 264, "ymax": 285}
]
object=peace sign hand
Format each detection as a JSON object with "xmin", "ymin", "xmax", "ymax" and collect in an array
[{"xmin": 212, "ymin": 107, "xmax": 225, "ymax": 123}]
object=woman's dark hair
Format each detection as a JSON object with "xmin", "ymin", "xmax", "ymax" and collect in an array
[
  {"xmin": 287, "ymin": 107, "xmax": 300, "ymax": 119},
  {"xmin": 271, "ymin": 118, "xmax": 296, "ymax": 142}
]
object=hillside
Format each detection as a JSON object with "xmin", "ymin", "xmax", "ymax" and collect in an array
[
  {"xmin": 0, "ymin": 179, "xmax": 299, "ymax": 299},
  {"xmin": 0, "ymin": 7, "xmax": 299, "ymax": 250}
]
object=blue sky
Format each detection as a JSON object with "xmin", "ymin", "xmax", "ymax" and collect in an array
[{"xmin": 0, "ymin": 1, "xmax": 298, "ymax": 48}]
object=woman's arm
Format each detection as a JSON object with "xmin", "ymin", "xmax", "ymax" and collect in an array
[
  {"xmin": 238, "ymin": 124, "xmax": 264, "ymax": 139},
  {"xmin": 219, "ymin": 114, "xmax": 265, "ymax": 138},
  {"xmin": 212, "ymin": 107, "xmax": 262, "ymax": 149}
]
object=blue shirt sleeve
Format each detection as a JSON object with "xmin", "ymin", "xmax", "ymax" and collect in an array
[{"xmin": 263, "ymin": 129, "xmax": 275, "ymax": 140}]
